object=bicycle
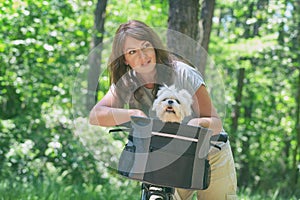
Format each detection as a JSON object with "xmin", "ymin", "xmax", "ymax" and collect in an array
[{"xmin": 141, "ymin": 183, "xmax": 174, "ymax": 200}]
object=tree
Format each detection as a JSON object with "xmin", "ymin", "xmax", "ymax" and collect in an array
[
  {"xmin": 199, "ymin": 0, "xmax": 216, "ymax": 52},
  {"xmin": 86, "ymin": 0, "xmax": 108, "ymax": 111},
  {"xmin": 167, "ymin": 0, "xmax": 200, "ymax": 70},
  {"xmin": 291, "ymin": 0, "xmax": 300, "ymax": 190},
  {"xmin": 167, "ymin": 0, "xmax": 215, "ymax": 76},
  {"xmin": 167, "ymin": 0, "xmax": 200, "ymax": 42}
]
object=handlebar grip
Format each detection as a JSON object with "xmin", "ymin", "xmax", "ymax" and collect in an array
[{"xmin": 210, "ymin": 133, "xmax": 228, "ymax": 143}]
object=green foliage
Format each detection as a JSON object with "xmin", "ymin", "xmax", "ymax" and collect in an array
[
  {"xmin": 0, "ymin": 176, "xmax": 140, "ymax": 200},
  {"xmin": 0, "ymin": 0, "xmax": 169, "ymax": 198},
  {"xmin": 211, "ymin": 0, "xmax": 300, "ymax": 197},
  {"xmin": 0, "ymin": 0, "xmax": 97, "ymax": 186},
  {"xmin": 1, "ymin": 0, "xmax": 300, "ymax": 199}
]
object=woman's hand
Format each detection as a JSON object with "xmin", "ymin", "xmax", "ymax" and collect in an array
[
  {"xmin": 129, "ymin": 109, "xmax": 148, "ymax": 118},
  {"xmin": 89, "ymin": 87, "xmax": 148, "ymax": 126},
  {"xmin": 187, "ymin": 118, "xmax": 210, "ymax": 128},
  {"xmin": 89, "ymin": 107, "xmax": 148, "ymax": 126},
  {"xmin": 187, "ymin": 117, "xmax": 222, "ymax": 135}
]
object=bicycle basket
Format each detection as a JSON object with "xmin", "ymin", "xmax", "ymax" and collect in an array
[{"xmin": 117, "ymin": 116, "xmax": 213, "ymax": 190}]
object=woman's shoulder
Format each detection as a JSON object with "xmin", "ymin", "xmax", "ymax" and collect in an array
[
  {"xmin": 172, "ymin": 60, "xmax": 205, "ymax": 92},
  {"xmin": 173, "ymin": 60, "xmax": 203, "ymax": 79},
  {"xmin": 173, "ymin": 60, "xmax": 192, "ymax": 70}
]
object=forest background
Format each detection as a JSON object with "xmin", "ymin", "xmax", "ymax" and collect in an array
[{"xmin": 1, "ymin": 0, "xmax": 300, "ymax": 199}]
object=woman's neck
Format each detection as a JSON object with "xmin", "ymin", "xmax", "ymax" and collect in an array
[
  {"xmin": 138, "ymin": 70, "xmax": 156, "ymax": 89},
  {"xmin": 144, "ymin": 83, "xmax": 154, "ymax": 89}
]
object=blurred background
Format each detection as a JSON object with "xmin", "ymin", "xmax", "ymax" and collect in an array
[{"xmin": 0, "ymin": 0, "xmax": 299, "ymax": 199}]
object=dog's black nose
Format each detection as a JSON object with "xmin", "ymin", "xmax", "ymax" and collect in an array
[{"xmin": 168, "ymin": 100, "xmax": 174, "ymax": 104}]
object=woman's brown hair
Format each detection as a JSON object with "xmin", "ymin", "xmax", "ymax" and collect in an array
[
  {"xmin": 108, "ymin": 20, "xmax": 173, "ymax": 85},
  {"xmin": 107, "ymin": 20, "xmax": 175, "ymax": 113}
]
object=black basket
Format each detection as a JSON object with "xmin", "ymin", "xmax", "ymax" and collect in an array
[{"xmin": 117, "ymin": 116, "xmax": 213, "ymax": 190}]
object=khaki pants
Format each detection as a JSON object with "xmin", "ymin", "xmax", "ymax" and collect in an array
[{"xmin": 174, "ymin": 142, "xmax": 237, "ymax": 200}]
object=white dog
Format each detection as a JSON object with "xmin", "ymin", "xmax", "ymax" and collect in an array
[{"xmin": 152, "ymin": 85, "xmax": 193, "ymax": 123}]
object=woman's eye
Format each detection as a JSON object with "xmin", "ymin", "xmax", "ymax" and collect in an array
[
  {"xmin": 144, "ymin": 42, "xmax": 152, "ymax": 48},
  {"xmin": 128, "ymin": 50, "xmax": 136, "ymax": 55}
]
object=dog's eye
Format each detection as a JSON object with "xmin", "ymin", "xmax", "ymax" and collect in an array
[
  {"xmin": 175, "ymin": 99, "xmax": 181, "ymax": 104},
  {"xmin": 162, "ymin": 98, "xmax": 168, "ymax": 102}
]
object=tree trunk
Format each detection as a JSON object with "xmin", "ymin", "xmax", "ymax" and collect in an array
[
  {"xmin": 231, "ymin": 68, "xmax": 245, "ymax": 134},
  {"xmin": 167, "ymin": 0, "xmax": 201, "ymax": 71},
  {"xmin": 167, "ymin": 0, "xmax": 215, "ymax": 77},
  {"xmin": 216, "ymin": 6, "xmax": 224, "ymax": 37},
  {"xmin": 86, "ymin": 0, "xmax": 107, "ymax": 112},
  {"xmin": 200, "ymin": 0, "xmax": 215, "ymax": 52},
  {"xmin": 253, "ymin": 0, "xmax": 266, "ymax": 36},
  {"xmin": 230, "ymin": 67, "xmax": 245, "ymax": 161},
  {"xmin": 167, "ymin": 0, "xmax": 200, "ymax": 42},
  {"xmin": 243, "ymin": 2, "xmax": 254, "ymax": 38}
]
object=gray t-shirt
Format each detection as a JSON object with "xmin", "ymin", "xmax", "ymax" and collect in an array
[
  {"xmin": 172, "ymin": 61, "xmax": 205, "ymax": 95},
  {"xmin": 111, "ymin": 61, "xmax": 205, "ymax": 122},
  {"xmin": 111, "ymin": 61, "xmax": 228, "ymax": 149}
]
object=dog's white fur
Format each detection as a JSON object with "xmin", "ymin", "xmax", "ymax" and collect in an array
[{"xmin": 152, "ymin": 85, "xmax": 193, "ymax": 123}]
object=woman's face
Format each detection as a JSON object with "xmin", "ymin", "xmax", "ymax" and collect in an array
[{"xmin": 123, "ymin": 36, "xmax": 156, "ymax": 75}]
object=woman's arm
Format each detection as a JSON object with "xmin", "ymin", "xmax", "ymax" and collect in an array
[
  {"xmin": 188, "ymin": 85, "xmax": 223, "ymax": 135},
  {"xmin": 89, "ymin": 89, "xmax": 147, "ymax": 126}
]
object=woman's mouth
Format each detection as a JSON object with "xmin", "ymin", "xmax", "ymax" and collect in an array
[{"xmin": 141, "ymin": 59, "xmax": 152, "ymax": 67}]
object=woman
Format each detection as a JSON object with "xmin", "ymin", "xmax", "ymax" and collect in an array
[{"xmin": 89, "ymin": 20, "xmax": 237, "ymax": 200}]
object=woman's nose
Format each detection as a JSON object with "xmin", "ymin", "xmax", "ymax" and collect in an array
[
  {"xmin": 137, "ymin": 50, "xmax": 149, "ymax": 65},
  {"xmin": 138, "ymin": 49, "xmax": 148, "ymax": 59}
]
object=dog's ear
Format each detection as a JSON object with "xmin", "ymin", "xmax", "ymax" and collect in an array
[
  {"xmin": 162, "ymin": 83, "xmax": 168, "ymax": 88},
  {"xmin": 152, "ymin": 98, "xmax": 158, "ymax": 111},
  {"xmin": 179, "ymin": 89, "xmax": 193, "ymax": 105},
  {"xmin": 168, "ymin": 84, "xmax": 176, "ymax": 91},
  {"xmin": 157, "ymin": 84, "xmax": 167, "ymax": 97},
  {"xmin": 156, "ymin": 88, "xmax": 163, "ymax": 97},
  {"xmin": 179, "ymin": 89, "xmax": 193, "ymax": 117}
]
